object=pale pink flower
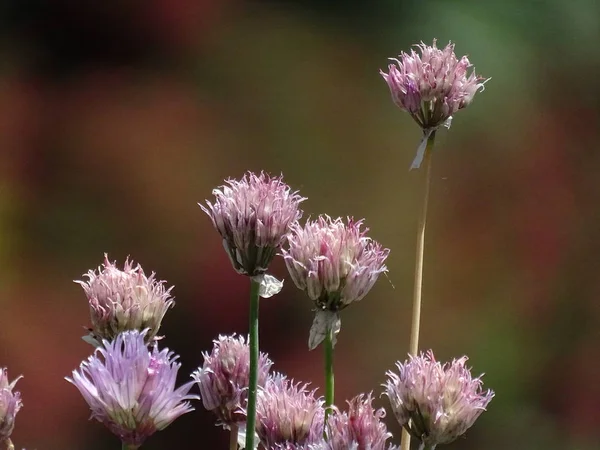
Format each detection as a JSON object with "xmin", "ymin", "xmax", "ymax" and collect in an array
[
  {"xmin": 76, "ymin": 254, "xmax": 174, "ymax": 346},
  {"xmin": 192, "ymin": 334, "xmax": 273, "ymax": 428},
  {"xmin": 201, "ymin": 171, "xmax": 305, "ymax": 276},
  {"xmin": 384, "ymin": 351, "xmax": 494, "ymax": 448},
  {"xmin": 255, "ymin": 374, "xmax": 325, "ymax": 448},
  {"xmin": 325, "ymin": 393, "xmax": 397, "ymax": 450},
  {"xmin": 381, "ymin": 39, "xmax": 487, "ymax": 130}
]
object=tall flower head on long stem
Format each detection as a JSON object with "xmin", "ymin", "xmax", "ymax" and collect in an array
[
  {"xmin": 384, "ymin": 351, "xmax": 494, "ymax": 448},
  {"xmin": 282, "ymin": 216, "xmax": 389, "ymax": 349},
  {"xmin": 381, "ymin": 40, "xmax": 488, "ymax": 169},
  {"xmin": 76, "ymin": 254, "xmax": 175, "ymax": 346},
  {"xmin": 192, "ymin": 334, "xmax": 273, "ymax": 428},
  {"xmin": 0, "ymin": 369, "xmax": 23, "ymax": 446},
  {"xmin": 67, "ymin": 330, "xmax": 198, "ymax": 448},
  {"xmin": 255, "ymin": 374, "xmax": 325, "ymax": 448},
  {"xmin": 325, "ymin": 393, "xmax": 398, "ymax": 450},
  {"xmin": 201, "ymin": 171, "xmax": 305, "ymax": 277}
]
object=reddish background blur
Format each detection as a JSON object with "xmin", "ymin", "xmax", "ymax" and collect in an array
[{"xmin": 1, "ymin": 0, "xmax": 600, "ymax": 449}]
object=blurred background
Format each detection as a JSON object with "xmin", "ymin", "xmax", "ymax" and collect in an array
[{"xmin": 1, "ymin": 0, "xmax": 600, "ymax": 449}]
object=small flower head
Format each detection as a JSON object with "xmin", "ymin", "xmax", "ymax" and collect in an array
[
  {"xmin": 67, "ymin": 330, "xmax": 198, "ymax": 447},
  {"xmin": 201, "ymin": 171, "xmax": 305, "ymax": 276},
  {"xmin": 381, "ymin": 40, "xmax": 488, "ymax": 129},
  {"xmin": 384, "ymin": 351, "xmax": 494, "ymax": 448},
  {"xmin": 192, "ymin": 334, "xmax": 273, "ymax": 427},
  {"xmin": 76, "ymin": 254, "xmax": 175, "ymax": 346},
  {"xmin": 325, "ymin": 393, "xmax": 397, "ymax": 450},
  {"xmin": 255, "ymin": 374, "xmax": 325, "ymax": 448},
  {"xmin": 282, "ymin": 216, "xmax": 389, "ymax": 311},
  {"xmin": 0, "ymin": 369, "xmax": 23, "ymax": 443}
]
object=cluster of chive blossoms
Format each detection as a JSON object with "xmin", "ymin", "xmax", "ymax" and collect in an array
[{"xmin": 3, "ymin": 39, "xmax": 494, "ymax": 450}]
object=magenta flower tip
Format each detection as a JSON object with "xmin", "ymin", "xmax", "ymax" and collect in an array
[
  {"xmin": 66, "ymin": 330, "xmax": 199, "ymax": 447},
  {"xmin": 325, "ymin": 393, "xmax": 398, "ymax": 450},
  {"xmin": 255, "ymin": 374, "xmax": 325, "ymax": 448},
  {"xmin": 381, "ymin": 39, "xmax": 488, "ymax": 130},
  {"xmin": 201, "ymin": 171, "xmax": 306, "ymax": 276},
  {"xmin": 75, "ymin": 254, "xmax": 175, "ymax": 346},
  {"xmin": 192, "ymin": 334, "xmax": 273, "ymax": 428},
  {"xmin": 384, "ymin": 350, "xmax": 494, "ymax": 447},
  {"xmin": 0, "ymin": 369, "xmax": 23, "ymax": 443}
]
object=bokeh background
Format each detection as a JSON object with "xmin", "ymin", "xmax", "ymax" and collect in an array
[{"xmin": 1, "ymin": 0, "xmax": 600, "ymax": 449}]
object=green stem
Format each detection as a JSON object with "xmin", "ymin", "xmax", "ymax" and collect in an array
[
  {"xmin": 323, "ymin": 327, "xmax": 335, "ymax": 436},
  {"xmin": 245, "ymin": 278, "xmax": 261, "ymax": 450},
  {"xmin": 401, "ymin": 131, "xmax": 436, "ymax": 450},
  {"xmin": 229, "ymin": 423, "xmax": 239, "ymax": 450},
  {"xmin": 121, "ymin": 443, "xmax": 139, "ymax": 450}
]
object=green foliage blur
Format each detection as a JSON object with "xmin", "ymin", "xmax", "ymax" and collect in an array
[{"xmin": 1, "ymin": 0, "xmax": 599, "ymax": 449}]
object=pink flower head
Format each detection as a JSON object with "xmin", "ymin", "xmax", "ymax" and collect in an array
[
  {"xmin": 282, "ymin": 216, "xmax": 389, "ymax": 349},
  {"xmin": 192, "ymin": 334, "xmax": 273, "ymax": 428},
  {"xmin": 325, "ymin": 393, "xmax": 398, "ymax": 450},
  {"xmin": 384, "ymin": 351, "xmax": 494, "ymax": 448},
  {"xmin": 255, "ymin": 374, "xmax": 325, "ymax": 448},
  {"xmin": 283, "ymin": 216, "xmax": 389, "ymax": 310},
  {"xmin": 201, "ymin": 171, "xmax": 305, "ymax": 276},
  {"xmin": 75, "ymin": 254, "xmax": 175, "ymax": 346},
  {"xmin": 380, "ymin": 40, "xmax": 488, "ymax": 130},
  {"xmin": 0, "ymin": 369, "xmax": 23, "ymax": 444},
  {"xmin": 66, "ymin": 330, "xmax": 198, "ymax": 448}
]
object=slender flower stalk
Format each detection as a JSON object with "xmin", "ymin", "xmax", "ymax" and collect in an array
[
  {"xmin": 384, "ymin": 351, "xmax": 494, "ymax": 449},
  {"xmin": 246, "ymin": 279, "xmax": 261, "ymax": 449},
  {"xmin": 381, "ymin": 41, "xmax": 488, "ymax": 450},
  {"xmin": 202, "ymin": 171, "xmax": 305, "ymax": 450},
  {"xmin": 323, "ymin": 330, "xmax": 334, "ymax": 424}
]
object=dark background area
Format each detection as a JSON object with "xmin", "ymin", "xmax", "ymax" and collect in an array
[{"xmin": 1, "ymin": 0, "xmax": 600, "ymax": 449}]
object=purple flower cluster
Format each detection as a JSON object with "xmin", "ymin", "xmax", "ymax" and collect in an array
[
  {"xmin": 325, "ymin": 394, "xmax": 397, "ymax": 450},
  {"xmin": 76, "ymin": 254, "xmax": 174, "ymax": 346},
  {"xmin": 381, "ymin": 40, "xmax": 487, "ymax": 130},
  {"xmin": 201, "ymin": 171, "xmax": 305, "ymax": 276},
  {"xmin": 192, "ymin": 334, "xmax": 273, "ymax": 428},
  {"xmin": 255, "ymin": 374, "xmax": 325, "ymax": 448},
  {"xmin": 67, "ymin": 330, "xmax": 198, "ymax": 448},
  {"xmin": 384, "ymin": 350, "xmax": 494, "ymax": 447},
  {"xmin": 0, "ymin": 369, "xmax": 22, "ymax": 446}
]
